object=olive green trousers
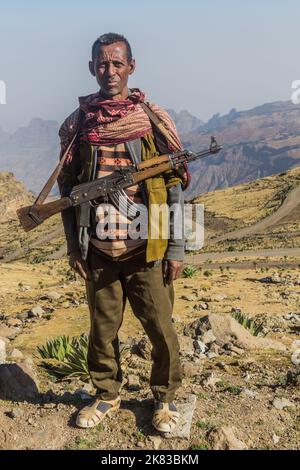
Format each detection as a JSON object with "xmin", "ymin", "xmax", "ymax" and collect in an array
[{"xmin": 85, "ymin": 247, "xmax": 182, "ymax": 402}]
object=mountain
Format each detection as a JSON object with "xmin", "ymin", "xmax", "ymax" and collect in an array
[
  {"xmin": 0, "ymin": 118, "xmax": 60, "ymax": 194},
  {"xmin": 182, "ymin": 101, "xmax": 300, "ymax": 199},
  {"xmin": 0, "ymin": 172, "xmax": 34, "ymax": 223},
  {"xmin": 167, "ymin": 109, "xmax": 203, "ymax": 134}
]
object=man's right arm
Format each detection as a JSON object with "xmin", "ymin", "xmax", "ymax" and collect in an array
[{"xmin": 57, "ymin": 109, "xmax": 81, "ymax": 255}]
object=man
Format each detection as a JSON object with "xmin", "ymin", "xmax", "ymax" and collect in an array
[{"xmin": 58, "ymin": 33, "xmax": 187, "ymax": 433}]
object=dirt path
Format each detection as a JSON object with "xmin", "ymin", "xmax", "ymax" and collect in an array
[
  {"xmin": 209, "ymin": 184, "xmax": 300, "ymax": 243},
  {"xmin": 186, "ymin": 247, "xmax": 300, "ymax": 270}
]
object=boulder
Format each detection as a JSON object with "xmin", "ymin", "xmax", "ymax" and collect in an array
[
  {"xmin": 163, "ymin": 394, "xmax": 197, "ymax": 439},
  {"xmin": 184, "ymin": 314, "xmax": 286, "ymax": 351},
  {"xmin": 0, "ymin": 361, "xmax": 39, "ymax": 401},
  {"xmin": 10, "ymin": 349, "xmax": 24, "ymax": 361},
  {"xmin": 0, "ymin": 338, "xmax": 6, "ymax": 364},
  {"xmin": 178, "ymin": 336, "xmax": 195, "ymax": 357},
  {"xmin": 29, "ymin": 306, "xmax": 45, "ymax": 318},
  {"xmin": 207, "ymin": 426, "xmax": 248, "ymax": 450},
  {"xmin": 0, "ymin": 325, "xmax": 19, "ymax": 339}
]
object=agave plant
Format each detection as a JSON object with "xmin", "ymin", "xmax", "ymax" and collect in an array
[
  {"xmin": 182, "ymin": 265, "xmax": 198, "ymax": 278},
  {"xmin": 37, "ymin": 334, "xmax": 89, "ymax": 379},
  {"xmin": 231, "ymin": 311, "xmax": 265, "ymax": 337}
]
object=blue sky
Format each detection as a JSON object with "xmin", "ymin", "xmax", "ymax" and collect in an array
[{"xmin": 0, "ymin": 0, "xmax": 299, "ymax": 131}]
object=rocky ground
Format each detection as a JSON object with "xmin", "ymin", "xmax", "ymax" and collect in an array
[{"xmin": 0, "ymin": 258, "xmax": 299, "ymax": 450}]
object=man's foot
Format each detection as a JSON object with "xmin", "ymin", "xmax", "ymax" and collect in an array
[
  {"xmin": 76, "ymin": 396, "xmax": 121, "ymax": 428},
  {"xmin": 152, "ymin": 401, "xmax": 180, "ymax": 433}
]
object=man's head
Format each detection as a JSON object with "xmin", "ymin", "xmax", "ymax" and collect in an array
[{"xmin": 89, "ymin": 33, "xmax": 135, "ymax": 100}]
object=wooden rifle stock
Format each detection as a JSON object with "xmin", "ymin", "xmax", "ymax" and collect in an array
[{"xmin": 17, "ymin": 197, "xmax": 72, "ymax": 232}]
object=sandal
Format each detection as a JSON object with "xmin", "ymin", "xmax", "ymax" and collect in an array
[
  {"xmin": 76, "ymin": 396, "xmax": 121, "ymax": 428},
  {"xmin": 152, "ymin": 401, "xmax": 180, "ymax": 433}
]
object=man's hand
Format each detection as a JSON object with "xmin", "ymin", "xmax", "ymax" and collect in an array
[
  {"xmin": 163, "ymin": 260, "xmax": 183, "ymax": 284},
  {"xmin": 69, "ymin": 251, "xmax": 88, "ymax": 280}
]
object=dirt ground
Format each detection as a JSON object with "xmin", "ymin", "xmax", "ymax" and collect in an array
[{"xmin": 0, "ymin": 258, "xmax": 299, "ymax": 450}]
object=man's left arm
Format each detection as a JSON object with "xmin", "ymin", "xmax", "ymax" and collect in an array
[{"xmin": 163, "ymin": 183, "xmax": 185, "ymax": 283}]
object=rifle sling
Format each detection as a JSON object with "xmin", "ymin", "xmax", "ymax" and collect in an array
[{"xmin": 140, "ymin": 101, "xmax": 181, "ymax": 151}]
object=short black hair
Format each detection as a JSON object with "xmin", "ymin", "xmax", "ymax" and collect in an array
[{"xmin": 91, "ymin": 33, "xmax": 133, "ymax": 63}]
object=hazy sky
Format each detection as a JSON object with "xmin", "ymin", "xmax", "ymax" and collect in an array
[{"xmin": 0, "ymin": 0, "xmax": 299, "ymax": 132}]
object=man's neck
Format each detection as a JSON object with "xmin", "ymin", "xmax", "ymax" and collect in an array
[{"xmin": 100, "ymin": 86, "xmax": 130, "ymax": 101}]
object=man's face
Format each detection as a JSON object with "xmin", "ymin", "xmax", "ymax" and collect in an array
[{"xmin": 89, "ymin": 41, "xmax": 135, "ymax": 99}]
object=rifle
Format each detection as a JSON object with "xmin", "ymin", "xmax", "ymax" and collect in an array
[{"xmin": 17, "ymin": 136, "xmax": 222, "ymax": 232}]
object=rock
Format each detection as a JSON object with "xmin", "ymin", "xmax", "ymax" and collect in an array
[
  {"xmin": 258, "ymin": 275, "xmax": 283, "ymax": 285},
  {"xmin": 216, "ymin": 361, "xmax": 227, "ymax": 370},
  {"xmin": 0, "ymin": 325, "xmax": 19, "ymax": 339},
  {"xmin": 231, "ymin": 307, "xmax": 242, "ymax": 314},
  {"xmin": 149, "ymin": 436, "xmax": 162, "ymax": 450},
  {"xmin": 178, "ymin": 336, "xmax": 195, "ymax": 357},
  {"xmin": 46, "ymin": 291, "xmax": 61, "ymax": 301},
  {"xmin": 0, "ymin": 361, "xmax": 39, "ymax": 400},
  {"xmin": 201, "ymin": 330, "xmax": 216, "ymax": 345},
  {"xmin": 7, "ymin": 408, "xmax": 24, "ymax": 419},
  {"xmin": 193, "ymin": 339, "xmax": 207, "ymax": 354},
  {"xmin": 0, "ymin": 336, "xmax": 10, "ymax": 344},
  {"xmin": 291, "ymin": 350, "xmax": 300, "ymax": 366},
  {"xmin": 291, "ymin": 340, "xmax": 300, "ymax": 351},
  {"xmin": 182, "ymin": 362, "xmax": 201, "ymax": 378},
  {"xmin": 210, "ymin": 343, "xmax": 221, "ymax": 354},
  {"xmin": 199, "ymin": 372, "xmax": 222, "ymax": 389},
  {"xmin": 16, "ymin": 312, "xmax": 29, "ymax": 321},
  {"xmin": 185, "ymin": 314, "xmax": 287, "ymax": 352},
  {"xmin": 193, "ymin": 303, "xmax": 209, "ymax": 311},
  {"xmin": 127, "ymin": 374, "xmax": 141, "ymax": 391},
  {"xmin": 136, "ymin": 441, "xmax": 144, "ymax": 448},
  {"xmin": 180, "ymin": 295, "xmax": 197, "ymax": 302},
  {"xmin": 207, "ymin": 426, "xmax": 248, "ymax": 450},
  {"xmin": 240, "ymin": 388, "xmax": 258, "ymax": 399},
  {"xmin": 19, "ymin": 285, "xmax": 31, "ymax": 291},
  {"xmin": 163, "ymin": 394, "xmax": 197, "ymax": 439},
  {"xmin": 29, "ymin": 306, "xmax": 45, "ymax": 318},
  {"xmin": 286, "ymin": 368, "xmax": 300, "ymax": 386},
  {"xmin": 211, "ymin": 294, "xmax": 227, "ymax": 302},
  {"xmin": 272, "ymin": 434, "xmax": 280, "ymax": 445},
  {"xmin": 60, "ymin": 301, "xmax": 70, "ymax": 309},
  {"xmin": 229, "ymin": 345, "xmax": 245, "ymax": 355},
  {"xmin": 0, "ymin": 339, "xmax": 6, "ymax": 364},
  {"xmin": 6, "ymin": 318, "xmax": 22, "ymax": 328},
  {"xmin": 272, "ymin": 397, "xmax": 295, "ymax": 410},
  {"xmin": 27, "ymin": 418, "xmax": 37, "ymax": 426},
  {"xmin": 206, "ymin": 352, "xmax": 218, "ymax": 359},
  {"xmin": 74, "ymin": 389, "xmax": 93, "ymax": 401},
  {"xmin": 10, "ymin": 349, "xmax": 24, "ymax": 361},
  {"xmin": 136, "ymin": 336, "xmax": 152, "ymax": 361},
  {"xmin": 22, "ymin": 356, "xmax": 34, "ymax": 369},
  {"xmin": 172, "ymin": 316, "xmax": 181, "ymax": 324},
  {"xmin": 284, "ymin": 313, "xmax": 300, "ymax": 324}
]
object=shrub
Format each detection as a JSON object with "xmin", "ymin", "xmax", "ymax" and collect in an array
[
  {"xmin": 37, "ymin": 334, "xmax": 89, "ymax": 379},
  {"xmin": 231, "ymin": 311, "xmax": 265, "ymax": 336}
]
